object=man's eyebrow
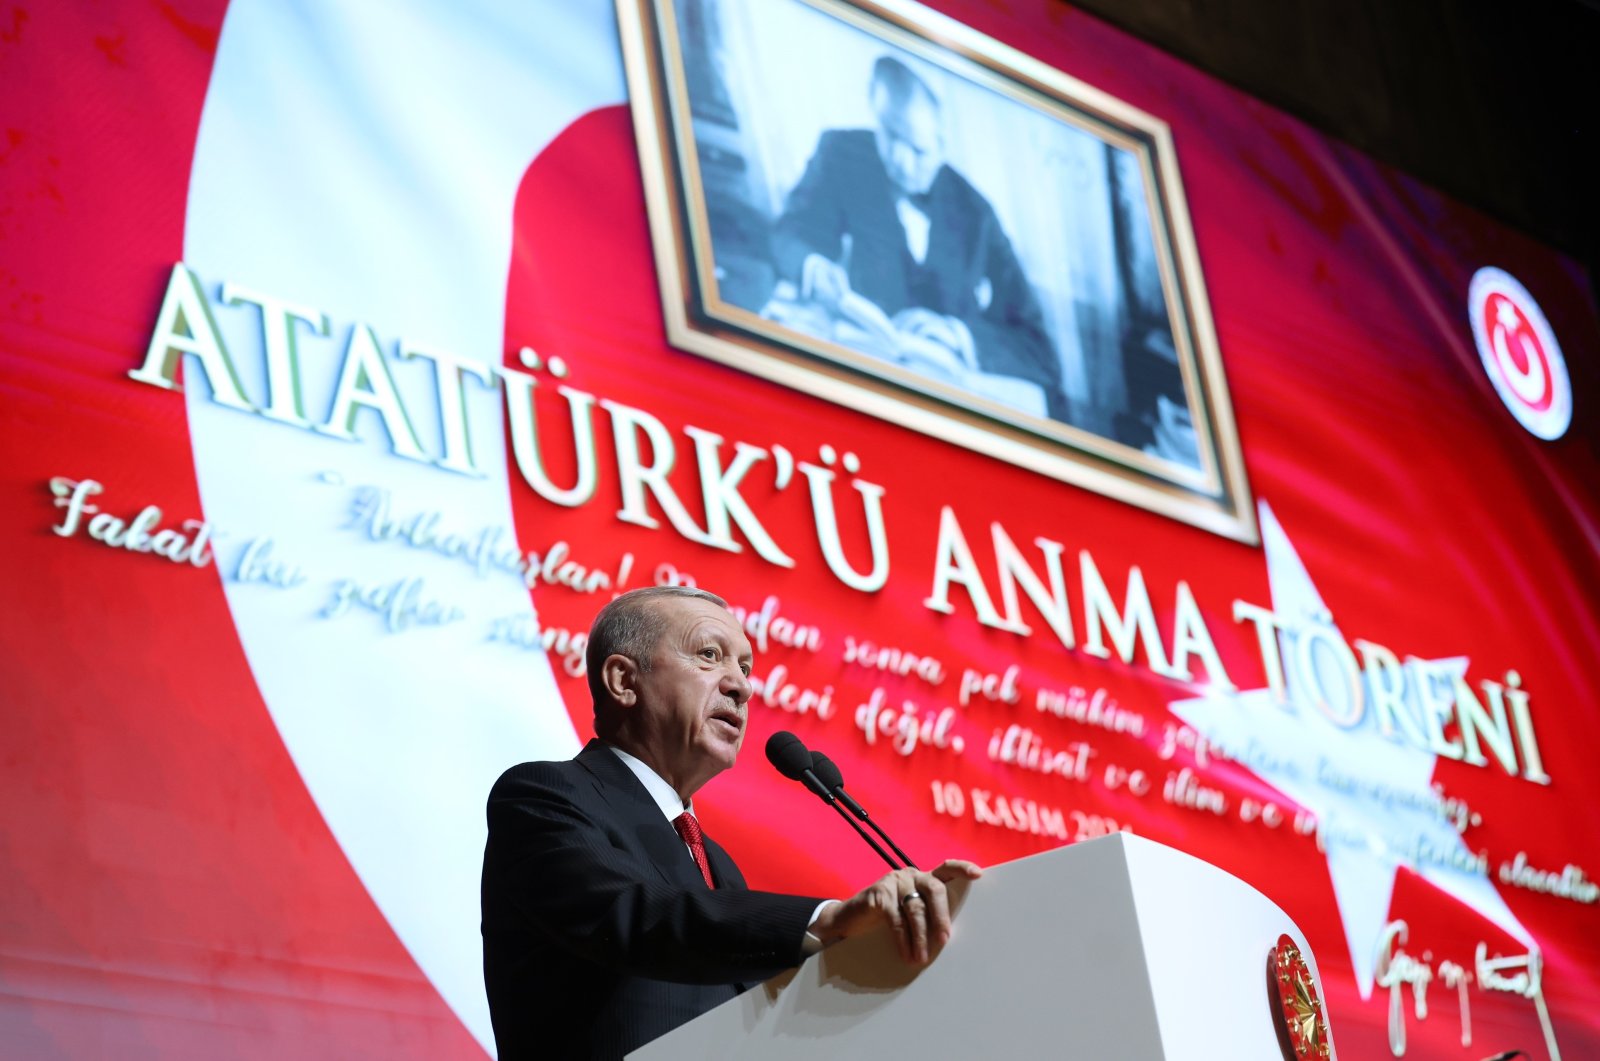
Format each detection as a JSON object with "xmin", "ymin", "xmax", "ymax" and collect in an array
[
  {"xmin": 688, "ymin": 621, "xmax": 738, "ymax": 646},
  {"xmin": 695, "ymin": 623, "xmax": 752, "ymax": 661}
]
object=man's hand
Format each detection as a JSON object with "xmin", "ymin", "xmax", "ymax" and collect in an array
[
  {"xmin": 800, "ymin": 252, "xmax": 851, "ymax": 309},
  {"xmin": 894, "ymin": 308, "xmax": 959, "ymax": 348},
  {"xmin": 894, "ymin": 309, "xmax": 976, "ymax": 370},
  {"xmin": 894, "ymin": 333, "xmax": 970, "ymax": 381},
  {"xmin": 810, "ymin": 860, "xmax": 983, "ymax": 965}
]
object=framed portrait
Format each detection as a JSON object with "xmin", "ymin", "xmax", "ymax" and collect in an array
[{"xmin": 617, "ymin": 0, "xmax": 1257, "ymax": 544}]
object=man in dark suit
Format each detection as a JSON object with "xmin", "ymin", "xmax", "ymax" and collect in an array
[
  {"xmin": 772, "ymin": 55, "xmax": 1065, "ymax": 419},
  {"xmin": 482, "ymin": 587, "xmax": 979, "ymax": 1059}
]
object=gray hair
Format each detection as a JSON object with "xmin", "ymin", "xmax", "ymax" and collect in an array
[{"xmin": 586, "ymin": 586, "xmax": 729, "ymax": 719}]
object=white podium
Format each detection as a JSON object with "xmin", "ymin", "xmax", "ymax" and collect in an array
[{"xmin": 630, "ymin": 833, "xmax": 1334, "ymax": 1060}]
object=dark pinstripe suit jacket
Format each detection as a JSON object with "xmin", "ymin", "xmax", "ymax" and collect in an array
[{"xmin": 481, "ymin": 741, "xmax": 821, "ymax": 1060}]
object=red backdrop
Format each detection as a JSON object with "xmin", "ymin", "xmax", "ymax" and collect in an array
[{"xmin": 3, "ymin": 2, "xmax": 1596, "ymax": 1058}]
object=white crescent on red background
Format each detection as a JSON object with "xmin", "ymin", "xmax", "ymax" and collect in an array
[
  {"xmin": 185, "ymin": 1, "xmax": 625, "ymax": 1049},
  {"xmin": 1469, "ymin": 266, "xmax": 1572, "ymax": 440}
]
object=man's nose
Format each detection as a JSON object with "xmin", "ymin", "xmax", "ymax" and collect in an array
[{"xmin": 723, "ymin": 666, "xmax": 752, "ymax": 706}]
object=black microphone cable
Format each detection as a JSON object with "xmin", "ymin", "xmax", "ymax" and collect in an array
[
  {"xmin": 765, "ymin": 731, "xmax": 903, "ymax": 871},
  {"xmin": 810, "ymin": 750, "xmax": 918, "ymax": 869}
]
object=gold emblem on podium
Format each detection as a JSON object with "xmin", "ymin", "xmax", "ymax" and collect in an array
[{"xmin": 1269, "ymin": 934, "xmax": 1332, "ymax": 1059}]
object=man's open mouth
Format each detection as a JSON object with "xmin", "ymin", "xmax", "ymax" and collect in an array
[{"xmin": 709, "ymin": 710, "xmax": 743, "ymax": 736}]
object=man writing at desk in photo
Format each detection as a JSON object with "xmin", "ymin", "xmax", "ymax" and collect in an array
[
  {"xmin": 481, "ymin": 586, "xmax": 981, "ymax": 1059},
  {"xmin": 771, "ymin": 55, "xmax": 1064, "ymax": 420}
]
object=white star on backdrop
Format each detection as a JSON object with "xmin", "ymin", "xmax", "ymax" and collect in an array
[{"xmin": 1169, "ymin": 501, "xmax": 1533, "ymax": 998}]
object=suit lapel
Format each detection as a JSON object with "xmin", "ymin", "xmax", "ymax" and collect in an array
[
  {"xmin": 702, "ymin": 834, "xmax": 745, "ymax": 891},
  {"xmin": 574, "ymin": 740, "xmax": 712, "ymax": 891}
]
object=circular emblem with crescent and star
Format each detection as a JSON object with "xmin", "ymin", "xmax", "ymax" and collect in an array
[
  {"xmin": 1468, "ymin": 266, "xmax": 1572, "ymax": 440},
  {"xmin": 1269, "ymin": 934, "xmax": 1333, "ymax": 1060}
]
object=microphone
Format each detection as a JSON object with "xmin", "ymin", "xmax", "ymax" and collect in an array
[
  {"xmin": 765, "ymin": 731, "xmax": 902, "ymax": 870},
  {"xmin": 808, "ymin": 752, "xmax": 862, "ymax": 815},
  {"xmin": 765, "ymin": 731, "xmax": 833, "ymax": 801},
  {"xmin": 810, "ymin": 751, "xmax": 919, "ymax": 869}
]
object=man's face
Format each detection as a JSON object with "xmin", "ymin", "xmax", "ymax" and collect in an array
[
  {"xmin": 874, "ymin": 89, "xmax": 943, "ymax": 197},
  {"xmin": 630, "ymin": 597, "xmax": 754, "ymax": 798}
]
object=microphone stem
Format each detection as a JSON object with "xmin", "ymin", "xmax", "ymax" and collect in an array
[
  {"xmin": 864, "ymin": 816, "xmax": 918, "ymax": 870},
  {"xmin": 828, "ymin": 800, "xmax": 902, "ymax": 870}
]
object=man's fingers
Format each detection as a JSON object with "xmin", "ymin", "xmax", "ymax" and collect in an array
[
  {"xmin": 922, "ymin": 877, "xmax": 952, "ymax": 946},
  {"xmin": 884, "ymin": 870, "xmax": 919, "ymax": 963},
  {"xmin": 902, "ymin": 873, "xmax": 951, "ymax": 957},
  {"xmin": 820, "ymin": 265, "xmax": 847, "ymax": 303},
  {"xmin": 801, "ymin": 257, "xmax": 820, "ymax": 300},
  {"xmin": 832, "ymin": 866, "xmax": 975, "ymax": 965},
  {"xmin": 902, "ymin": 891, "xmax": 929, "ymax": 963},
  {"xmin": 933, "ymin": 858, "xmax": 983, "ymax": 882},
  {"xmin": 899, "ymin": 309, "xmax": 955, "ymax": 344},
  {"xmin": 802, "ymin": 254, "xmax": 847, "ymax": 306},
  {"xmin": 879, "ymin": 884, "xmax": 910, "ymax": 964}
]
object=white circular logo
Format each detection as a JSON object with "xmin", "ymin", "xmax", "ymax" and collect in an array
[{"xmin": 1468, "ymin": 267, "xmax": 1571, "ymax": 440}]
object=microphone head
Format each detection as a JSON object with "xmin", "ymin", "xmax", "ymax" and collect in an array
[
  {"xmin": 765, "ymin": 730, "xmax": 813, "ymax": 780},
  {"xmin": 810, "ymin": 751, "xmax": 844, "ymax": 790}
]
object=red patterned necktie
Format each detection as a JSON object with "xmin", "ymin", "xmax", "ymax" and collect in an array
[{"xmin": 672, "ymin": 811, "xmax": 715, "ymax": 889}]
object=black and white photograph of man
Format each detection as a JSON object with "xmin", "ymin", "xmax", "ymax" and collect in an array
[{"xmin": 671, "ymin": 0, "xmax": 1200, "ymax": 469}]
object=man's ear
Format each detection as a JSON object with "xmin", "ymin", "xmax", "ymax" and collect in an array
[{"xmin": 600, "ymin": 653, "xmax": 640, "ymax": 708}]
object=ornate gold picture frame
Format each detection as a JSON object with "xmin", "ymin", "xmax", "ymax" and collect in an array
[{"xmin": 618, "ymin": 0, "xmax": 1257, "ymax": 543}]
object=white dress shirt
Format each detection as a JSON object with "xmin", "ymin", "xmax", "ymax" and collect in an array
[{"xmin": 895, "ymin": 197, "xmax": 932, "ymax": 263}]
